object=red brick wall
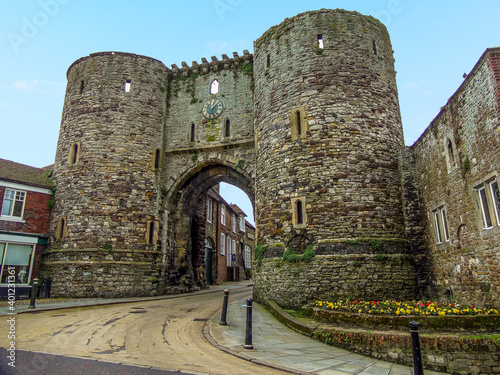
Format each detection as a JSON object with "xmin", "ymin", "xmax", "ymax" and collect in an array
[{"xmin": 0, "ymin": 186, "xmax": 51, "ymax": 235}]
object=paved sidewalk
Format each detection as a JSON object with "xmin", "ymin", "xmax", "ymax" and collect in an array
[{"xmin": 206, "ymin": 297, "xmax": 450, "ymax": 375}]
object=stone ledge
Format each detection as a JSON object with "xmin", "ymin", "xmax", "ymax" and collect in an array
[{"xmin": 164, "ymin": 139, "xmax": 255, "ymax": 156}]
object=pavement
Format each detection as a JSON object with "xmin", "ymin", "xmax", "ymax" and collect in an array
[{"xmin": 1, "ymin": 281, "xmax": 450, "ymax": 375}]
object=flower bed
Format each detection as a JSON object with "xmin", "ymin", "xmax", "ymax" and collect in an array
[
  {"xmin": 306, "ymin": 300, "xmax": 500, "ymax": 333},
  {"xmin": 315, "ymin": 299, "xmax": 499, "ymax": 316}
]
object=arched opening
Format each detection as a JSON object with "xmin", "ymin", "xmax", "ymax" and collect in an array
[{"xmin": 165, "ymin": 162, "xmax": 255, "ymax": 289}]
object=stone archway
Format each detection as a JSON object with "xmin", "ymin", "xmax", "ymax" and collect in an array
[{"xmin": 160, "ymin": 161, "xmax": 254, "ymax": 293}]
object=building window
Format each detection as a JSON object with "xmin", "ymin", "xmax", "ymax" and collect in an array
[
  {"xmin": 291, "ymin": 197, "xmax": 307, "ymax": 228},
  {"xmin": 476, "ymin": 179, "xmax": 500, "ymax": 229},
  {"xmin": 146, "ymin": 220, "xmax": 158, "ymax": 245},
  {"xmin": 79, "ymin": 80, "xmax": 85, "ymax": 94},
  {"xmin": 232, "ymin": 213, "xmax": 236, "ymax": 233},
  {"xmin": 207, "ymin": 198, "xmax": 213, "ymax": 223},
  {"xmin": 154, "ymin": 148, "xmax": 161, "ymax": 170},
  {"xmin": 226, "ymin": 236, "xmax": 232, "ymax": 266},
  {"xmin": 221, "ymin": 204, "xmax": 226, "ymax": 226},
  {"xmin": 445, "ymin": 138, "xmax": 458, "ymax": 173},
  {"xmin": 266, "ymin": 54, "xmax": 271, "ymax": 68},
  {"xmin": 210, "ymin": 79, "xmax": 219, "ymax": 94},
  {"xmin": 317, "ymin": 34, "xmax": 324, "ymax": 49},
  {"xmin": 239, "ymin": 215, "xmax": 245, "ymax": 232},
  {"xmin": 291, "ymin": 107, "xmax": 308, "ymax": 140},
  {"xmin": 220, "ymin": 233, "xmax": 225, "ymax": 255},
  {"xmin": 0, "ymin": 242, "xmax": 35, "ymax": 284},
  {"xmin": 372, "ymin": 40, "xmax": 377, "ymax": 55},
  {"xmin": 55, "ymin": 217, "xmax": 68, "ymax": 239},
  {"xmin": 190, "ymin": 123, "xmax": 196, "ymax": 142},
  {"xmin": 244, "ymin": 245, "xmax": 252, "ymax": 269},
  {"xmin": 1, "ymin": 189, "xmax": 26, "ymax": 219},
  {"xmin": 224, "ymin": 119, "xmax": 231, "ymax": 138},
  {"xmin": 68, "ymin": 142, "xmax": 80, "ymax": 166},
  {"xmin": 124, "ymin": 80, "xmax": 131, "ymax": 92},
  {"xmin": 432, "ymin": 206, "xmax": 450, "ymax": 244}
]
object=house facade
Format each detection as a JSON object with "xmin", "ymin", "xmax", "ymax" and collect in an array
[{"xmin": 0, "ymin": 159, "xmax": 52, "ymax": 298}]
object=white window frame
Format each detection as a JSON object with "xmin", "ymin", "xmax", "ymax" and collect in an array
[
  {"xmin": 432, "ymin": 206, "xmax": 450, "ymax": 245},
  {"xmin": 207, "ymin": 198, "xmax": 213, "ymax": 223},
  {"xmin": 220, "ymin": 233, "xmax": 225, "ymax": 255},
  {"xmin": 227, "ymin": 236, "xmax": 232, "ymax": 266},
  {"xmin": 432, "ymin": 210, "xmax": 443, "ymax": 244},
  {"xmin": 475, "ymin": 178, "xmax": 499, "ymax": 230},
  {"xmin": 489, "ymin": 179, "xmax": 500, "ymax": 225},
  {"xmin": 221, "ymin": 204, "xmax": 226, "ymax": 226},
  {"xmin": 232, "ymin": 213, "xmax": 236, "ymax": 233},
  {"xmin": 244, "ymin": 245, "xmax": 252, "ymax": 269},
  {"xmin": 239, "ymin": 215, "xmax": 245, "ymax": 232},
  {"xmin": 1, "ymin": 188, "xmax": 27, "ymax": 220}
]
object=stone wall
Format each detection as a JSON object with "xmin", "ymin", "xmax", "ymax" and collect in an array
[
  {"xmin": 410, "ymin": 48, "xmax": 500, "ymax": 309},
  {"xmin": 254, "ymin": 243, "xmax": 418, "ymax": 309}
]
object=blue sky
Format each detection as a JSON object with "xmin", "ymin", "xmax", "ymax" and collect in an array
[{"xmin": 1, "ymin": 0, "xmax": 499, "ymax": 225}]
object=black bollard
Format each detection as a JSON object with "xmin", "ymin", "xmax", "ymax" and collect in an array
[
  {"xmin": 410, "ymin": 321, "xmax": 423, "ymax": 375},
  {"xmin": 219, "ymin": 289, "xmax": 230, "ymax": 325},
  {"xmin": 28, "ymin": 278, "xmax": 40, "ymax": 309},
  {"xmin": 244, "ymin": 298, "xmax": 253, "ymax": 349}
]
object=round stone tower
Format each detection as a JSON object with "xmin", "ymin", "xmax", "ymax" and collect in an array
[
  {"xmin": 253, "ymin": 10, "xmax": 417, "ymax": 307},
  {"xmin": 254, "ymin": 9, "xmax": 406, "ymax": 248},
  {"xmin": 44, "ymin": 52, "xmax": 168, "ymax": 298}
]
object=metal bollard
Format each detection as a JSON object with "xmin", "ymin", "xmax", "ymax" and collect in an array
[
  {"xmin": 28, "ymin": 278, "xmax": 40, "ymax": 309},
  {"xmin": 244, "ymin": 298, "xmax": 253, "ymax": 349},
  {"xmin": 410, "ymin": 321, "xmax": 423, "ymax": 375},
  {"xmin": 219, "ymin": 289, "xmax": 230, "ymax": 325}
]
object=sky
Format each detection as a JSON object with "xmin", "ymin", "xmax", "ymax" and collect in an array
[{"xmin": 1, "ymin": 0, "xmax": 499, "ymax": 226}]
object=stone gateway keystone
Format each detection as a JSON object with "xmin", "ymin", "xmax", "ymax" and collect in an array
[{"xmin": 41, "ymin": 9, "xmax": 500, "ymax": 310}]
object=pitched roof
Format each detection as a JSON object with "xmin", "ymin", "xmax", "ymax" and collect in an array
[{"xmin": 0, "ymin": 158, "xmax": 53, "ymax": 188}]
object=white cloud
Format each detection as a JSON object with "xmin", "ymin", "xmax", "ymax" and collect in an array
[{"xmin": 10, "ymin": 79, "xmax": 65, "ymax": 93}]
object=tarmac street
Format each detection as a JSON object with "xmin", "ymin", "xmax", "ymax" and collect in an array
[{"xmin": 0, "ymin": 283, "xmax": 290, "ymax": 375}]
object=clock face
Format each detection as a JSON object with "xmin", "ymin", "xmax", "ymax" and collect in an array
[{"xmin": 202, "ymin": 98, "xmax": 224, "ymax": 119}]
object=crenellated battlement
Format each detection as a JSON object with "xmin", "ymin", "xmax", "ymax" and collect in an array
[{"xmin": 170, "ymin": 50, "xmax": 253, "ymax": 78}]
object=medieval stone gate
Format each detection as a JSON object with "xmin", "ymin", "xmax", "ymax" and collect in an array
[{"xmin": 43, "ymin": 9, "xmax": 425, "ymax": 305}]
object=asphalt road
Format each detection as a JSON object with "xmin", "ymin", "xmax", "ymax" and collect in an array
[{"xmin": 0, "ymin": 285, "xmax": 292, "ymax": 375}]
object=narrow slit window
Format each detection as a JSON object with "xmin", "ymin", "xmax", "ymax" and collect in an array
[
  {"xmin": 296, "ymin": 110, "xmax": 302, "ymax": 136},
  {"xmin": 267, "ymin": 54, "xmax": 271, "ymax": 68},
  {"xmin": 148, "ymin": 221, "xmax": 155, "ymax": 244},
  {"xmin": 447, "ymin": 140, "xmax": 455, "ymax": 167},
  {"xmin": 68, "ymin": 143, "xmax": 80, "ymax": 166},
  {"xmin": 317, "ymin": 34, "xmax": 324, "ymax": 49},
  {"xmin": 210, "ymin": 79, "xmax": 219, "ymax": 94},
  {"xmin": 372, "ymin": 40, "xmax": 377, "ymax": 55},
  {"xmin": 124, "ymin": 80, "xmax": 131, "ymax": 92},
  {"xmin": 225, "ymin": 119, "xmax": 231, "ymax": 137},
  {"xmin": 56, "ymin": 217, "xmax": 66, "ymax": 239},
  {"xmin": 154, "ymin": 148, "xmax": 161, "ymax": 169},
  {"xmin": 79, "ymin": 80, "xmax": 85, "ymax": 94},
  {"xmin": 296, "ymin": 200, "xmax": 304, "ymax": 225},
  {"xmin": 190, "ymin": 123, "xmax": 195, "ymax": 142}
]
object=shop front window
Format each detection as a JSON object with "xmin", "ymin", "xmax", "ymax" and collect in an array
[{"xmin": 0, "ymin": 243, "xmax": 34, "ymax": 284}]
